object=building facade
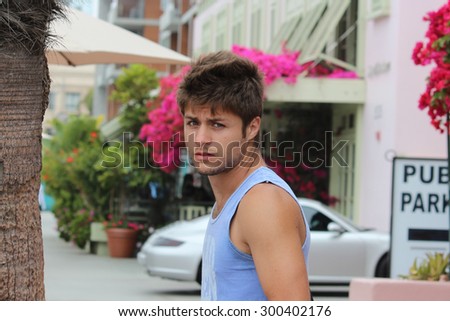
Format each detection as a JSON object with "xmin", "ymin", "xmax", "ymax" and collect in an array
[
  {"xmin": 94, "ymin": 0, "xmax": 197, "ymax": 121},
  {"xmin": 45, "ymin": 65, "xmax": 95, "ymax": 134},
  {"xmin": 360, "ymin": 0, "xmax": 446, "ymax": 230}
]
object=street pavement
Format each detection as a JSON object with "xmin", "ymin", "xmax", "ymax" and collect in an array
[
  {"xmin": 42, "ymin": 211, "xmax": 345, "ymax": 301},
  {"xmin": 42, "ymin": 211, "xmax": 201, "ymax": 301}
]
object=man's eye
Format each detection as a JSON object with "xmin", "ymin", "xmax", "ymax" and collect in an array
[
  {"xmin": 186, "ymin": 121, "xmax": 198, "ymax": 126},
  {"xmin": 213, "ymin": 123, "xmax": 224, "ymax": 128}
]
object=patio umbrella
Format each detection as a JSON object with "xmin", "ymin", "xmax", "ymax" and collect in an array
[{"xmin": 46, "ymin": 8, "xmax": 191, "ymax": 66}]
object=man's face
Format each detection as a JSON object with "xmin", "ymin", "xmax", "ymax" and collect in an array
[{"xmin": 183, "ymin": 105, "xmax": 251, "ymax": 176}]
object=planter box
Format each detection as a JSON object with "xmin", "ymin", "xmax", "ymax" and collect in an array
[
  {"xmin": 89, "ymin": 222, "xmax": 108, "ymax": 256},
  {"xmin": 349, "ymin": 277, "xmax": 450, "ymax": 300}
]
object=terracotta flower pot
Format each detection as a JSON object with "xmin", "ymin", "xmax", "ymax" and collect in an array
[{"xmin": 106, "ymin": 228, "xmax": 138, "ymax": 258}]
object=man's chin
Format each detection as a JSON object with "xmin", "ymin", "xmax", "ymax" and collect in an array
[
  {"xmin": 196, "ymin": 167, "xmax": 222, "ymax": 176},
  {"xmin": 195, "ymin": 164, "xmax": 231, "ymax": 177}
]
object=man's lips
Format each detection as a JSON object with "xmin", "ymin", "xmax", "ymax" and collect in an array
[{"xmin": 194, "ymin": 152, "xmax": 215, "ymax": 160}]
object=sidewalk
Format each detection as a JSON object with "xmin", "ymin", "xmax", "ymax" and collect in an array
[
  {"xmin": 41, "ymin": 211, "xmax": 200, "ymax": 301},
  {"xmin": 42, "ymin": 211, "xmax": 345, "ymax": 301}
]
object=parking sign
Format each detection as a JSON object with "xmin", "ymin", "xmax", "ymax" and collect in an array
[{"xmin": 390, "ymin": 157, "xmax": 450, "ymax": 278}]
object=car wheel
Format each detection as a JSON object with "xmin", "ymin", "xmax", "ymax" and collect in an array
[
  {"xmin": 375, "ymin": 253, "xmax": 390, "ymax": 277},
  {"xmin": 196, "ymin": 261, "xmax": 202, "ymax": 285}
]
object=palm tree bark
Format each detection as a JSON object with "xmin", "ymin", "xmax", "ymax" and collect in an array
[{"xmin": 0, "ymin": 0, "xmax": 64, "ymax": 300}]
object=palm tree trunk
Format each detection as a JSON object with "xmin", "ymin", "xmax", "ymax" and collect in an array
[
  {"xmin": 0, "ymin": 49, "xmax": 48, "ymax": 301},
  {"xmin": 0, "ymin": 0, "xmax": 64, "ymax": 300}
]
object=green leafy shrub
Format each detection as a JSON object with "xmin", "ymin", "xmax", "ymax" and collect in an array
[
  {"xmin": 69, "ymin": 209, "xmax": 94, "ymax": 249},
  {"xmin": 42, "ymin": 116, "xmax": 106, "ymax": 247},
  {"xmin": 43, "ymin": 65, "xmax": 168, "ymax": 250},
  {"xmin": 110, "ymin": 64, "xmax": 158, "ymax": 137}
]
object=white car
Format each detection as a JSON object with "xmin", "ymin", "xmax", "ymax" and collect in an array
[{"xmin": 137, "ymin": 198, "xmax": 389, "ymax": 292}]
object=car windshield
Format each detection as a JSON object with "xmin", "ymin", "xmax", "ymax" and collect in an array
[
  {"xmin": 301, "ymin": 201, "xmax": 365, "ymax": 232},
  {"xmin": 319, "ymin": 203, "xmax": 365, "ymax": 231}
]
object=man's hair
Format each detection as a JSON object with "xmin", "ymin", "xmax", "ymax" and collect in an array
[{"xmin": 177, "ymin": 51, "xmax": 264, "ymax": 132}]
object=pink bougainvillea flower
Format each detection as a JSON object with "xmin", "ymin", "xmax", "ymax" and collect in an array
[
  {"xmin": 138, "ymin": 68, "xmax": 188, "ymax": 173},
  {"xmin": 232, "ymin": 44, "xmax": 304, "ymax": 86},
  {"xmin": 412, "ymin": 0, "xmax": 450, "ymax": 133}
]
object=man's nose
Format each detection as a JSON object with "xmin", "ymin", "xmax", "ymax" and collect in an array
[{"xmin": 195, "ymin": 125, "xmax": 211, "ymax": 144}]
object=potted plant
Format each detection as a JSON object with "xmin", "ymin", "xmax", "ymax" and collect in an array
[
  {"xmin": 103, "ymin": 213, "xmax": 145, "ymax": 258},
  {"xmin": 349, "ymin": 252, "xmax": 450, "ymax": 300},
  {"xmin": 400, "ymin": 252, "xmax": 449, "ymax": 282}
]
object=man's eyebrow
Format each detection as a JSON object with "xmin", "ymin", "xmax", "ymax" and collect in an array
[
  {"xmin": 184, "ymin": 115, "xmax": 226, "ymax": 122},
  {"xmin": 207, "ymin": 117, "xmax": 226, "ymax": 122}
]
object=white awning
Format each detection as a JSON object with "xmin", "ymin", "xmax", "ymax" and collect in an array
[{"xmin": 266, "ymin": 77, "xmax": 365, "ymax": 104}]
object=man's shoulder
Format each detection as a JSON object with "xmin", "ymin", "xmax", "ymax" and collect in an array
[
  {"xmin": 235, "ymin": 179, "xmax": 305, "ymax": 245},
  {"xmin": 239, "ymin": 182, "xmax": 299, "ymax": 213},
  {"xmin": 246, "ymin": 180, "xmax": 285, "ymax": 195}
]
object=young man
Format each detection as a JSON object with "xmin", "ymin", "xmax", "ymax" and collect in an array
[{"xmin": 177, "ymin": 51, "xmax": 311, "ymax": 301}]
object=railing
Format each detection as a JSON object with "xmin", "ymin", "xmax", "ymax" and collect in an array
[
  {"xmin": 178, "ymin": 202, "xmax": 213, "ymax": 221},
  {"xmin": 122, "ymin": 198, "xmax": 213, "ymax": 226}
]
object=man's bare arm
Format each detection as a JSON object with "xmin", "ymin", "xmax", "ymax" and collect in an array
[{"xmin": 232, "ymin": 184, "xmax": 310, "ymax": 301}]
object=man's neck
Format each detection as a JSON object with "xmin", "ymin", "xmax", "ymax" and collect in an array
[{"xmin": 208, "ymin": 152, "xmax": 265, "ymax": 207}]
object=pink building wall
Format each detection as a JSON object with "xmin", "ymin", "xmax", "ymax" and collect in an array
[{"xmin": 359, "ymin": 0, "xmax": 447, "ymax": 232}]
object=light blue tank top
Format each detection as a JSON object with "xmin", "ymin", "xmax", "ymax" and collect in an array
[{"xmin": 201, "ymin": 167, "xmax": 311, "ymax": 301}]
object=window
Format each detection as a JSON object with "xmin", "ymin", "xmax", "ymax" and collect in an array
[
  {"xmin": 128, "ymin": 27, "xmax": 144, "ymax": 36},
  {"xmin": 286, "ymin": 0, "xmax": 303, "ymax": 18},
  {"xmin": 232, "ymin": 0, "xmax": 244, "ymax": 45},
  {"xmin": 65, "ymin": 92, "xmax": 80, "ymax": 112},
  {"xmin": 269, "ymin": 0, "xmax": 354, "ymax": 67},
  {"xmin": 250, "ymin": 8, "xmax": 262, "ymax": 48},
  {"xmin": 160, "ymin": 30, "xmax": 171, "ymax": 48},
  {"xmin": 198, "ymin": 0, "xmax": 216, "ymax": 12},
  {"xmin": 216, "ymin": 10, "xmax": 227, "ymax": 50},
  {"xmin": 267, "ymin": 15, "xmax": 301, "ymax": 53},
  {"xmin": 117, "ymin": 0, "xmax": 144, "ymax": 19},
  {"xmin": 299, "ymin": 0, "xmax": 352, "ymax": 63},
  {"xmin": 331, "ymin": 109, "xmax": 357, "ymax": 220},
  {"xmin": 302, "ymin": 206, "xmax": 332, "ymax": 232},
  {"xmin": 160, "ymin": 0, "xmax": 170, "ymax": 11},
  {"xmin": 367, "ymin": 0, "xmax": 390, "ymax": 19},
  {"xmin": 335, "ymin": 0, "xmax": 358, "ymax": 65},
  {"xmin": 200, "ymin": 20, "xmax": 212, "ymax": 54},
  {"xmin": 48, "ymin": 92, "xmax": 56, "ymax": 111},
  {"xmin": 269, "ymin": 2, "xmax": 278, "ymax": 42}
]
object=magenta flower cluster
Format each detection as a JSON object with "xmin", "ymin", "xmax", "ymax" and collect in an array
[
  {"xmin": 139, "ymin": 68, "xmax": 190, "ymax": 173},
  {"xmin": 412, "ymin": 0, "xmax": 450, "ymax": 133},
  {"xmin": 231, "ymin": 45, "xmax": 357, "ymax": 85},
  {"xmin": 231, "ymin": 44, "xmax": 304, "ymax": 85}
]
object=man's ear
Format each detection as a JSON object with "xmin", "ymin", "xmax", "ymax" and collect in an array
[{"xmin": 246, "ymin": 116, "xmax": 261, "ymax": 141}]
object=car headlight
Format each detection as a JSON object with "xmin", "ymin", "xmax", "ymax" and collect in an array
[{"xmin": 152, "ymin": 236, "xmax": 184, "ymax": 247}]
